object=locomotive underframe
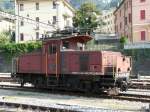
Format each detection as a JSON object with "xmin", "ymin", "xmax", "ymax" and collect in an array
[{"xmin": 12, "ymin": 72, "xmax": 129, "ymax": 93}]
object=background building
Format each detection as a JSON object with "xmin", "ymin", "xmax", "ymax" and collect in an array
[
  {"xmin": 0, "ymin": 17, "xmax": 15, "ymax": 33},
  {"xmin": 100, "ymin": 8, "xmax": 116, "ymax": 34},
  {"xmin": 114, "ymin": 0, "xmax": 150, "ymax": 43},
  {"xmin": 15, "ymin": 0, "xmax": 75, "ymax": 43}
]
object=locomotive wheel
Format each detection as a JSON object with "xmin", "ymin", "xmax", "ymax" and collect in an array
[
  {"xmin": 120, "ymin": 81, "xmax": 128, "ymax": 92},
  {"xmin": 34, "ymin": 80, "xmax": 39, "ymax": 88},
  {"xmin": 107, "ymin": 87, "xmax": 119, "ymax": 96},
  {"xmin": 92, "ymin": 82, "xmax": 99, "ymax": 93},
  {"xmin": 20, "ymin": 79, "xmax": 24, "ymax": 87}
]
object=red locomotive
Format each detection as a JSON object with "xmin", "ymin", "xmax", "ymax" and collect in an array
[{"xmin": 12, "ymin": 32, "xmax": 131, "ymax": 95}]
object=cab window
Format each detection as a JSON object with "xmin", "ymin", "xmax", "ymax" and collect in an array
[
  {"xmin": 49, "ymin": 44, "xmax": 57, "ymax": 54},
  {"xmin": 63, "ymin": 41, "xmax": 69, "ymax": 49}
]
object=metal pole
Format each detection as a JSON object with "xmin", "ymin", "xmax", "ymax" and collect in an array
[
  {"xmin": 11, "ymin": 58, "xmax": 14, "ymax": 74},
  {"xmin": 56, "ymin": 1, "xmax": 59, "ymax": 30},
  {"xmin": 15, "ymin": 0, "xmax": 20, "ymax": 43}
]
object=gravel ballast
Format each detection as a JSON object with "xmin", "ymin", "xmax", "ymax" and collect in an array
[{"xmin": 0, "ymin": 89, "xmax": 149, "ymax": 112}]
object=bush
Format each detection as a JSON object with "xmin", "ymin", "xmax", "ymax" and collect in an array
[
  {"xmin": 119, "ymin": 36, "xmax": 128, "ymax": 49},
  {"xmin": 0, "ymin": 41, "xmax": 42, "ymax": 61},
  {"xmin": 123, "ymin": 49, "xmax": 150, "ymax": 61},
  {"xmin": 0, "ymin": 31, "xmax": 10, "ymax": 44}
]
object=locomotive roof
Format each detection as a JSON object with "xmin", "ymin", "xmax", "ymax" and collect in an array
[{"xmin": 43, "ymin": 35, "xmax": 93, "ymax": 43}]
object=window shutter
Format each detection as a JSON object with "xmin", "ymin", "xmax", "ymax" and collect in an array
[
  {"xmin": 141, "ymin": 31, "xmax": 146, "ymax": 40},
  {"xmin": 140, "ymin": 10, "xmax": 145, "ymax": 20},
  {"xmin": 129, "ymin": 13, "xmax": 131, "ymax": 23},
  {"xmin": 140, "ymin": 0, "xmax": 146, "ymax": 2}
]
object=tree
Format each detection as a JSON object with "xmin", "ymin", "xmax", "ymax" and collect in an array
[
  {"xmin": 0, "ymin": 31, "xmax": 10, "ymax": 45},
  {"xmin": 73, "ymin": 2, "xmax": 101, "ymax": 32},
  {"xmin": 120, "ymin": 36, "xmax": 128, "ymax": 49}
]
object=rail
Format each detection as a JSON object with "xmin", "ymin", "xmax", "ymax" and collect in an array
[
  {"xmin": 0, "ymin": 102, "xmax": 78, "ymax": 112},
  {"xmin": 0, "ymin": 83, "xmax": 150, "ymax": 103}
]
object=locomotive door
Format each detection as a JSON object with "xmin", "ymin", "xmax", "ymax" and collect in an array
[
  {"xmin": 44, "ymin": 40, "xmax": 60, "ymax": 78},
  {"xmin": 79, "ymin": 54, "xmax": 89, "ymax": 72}
]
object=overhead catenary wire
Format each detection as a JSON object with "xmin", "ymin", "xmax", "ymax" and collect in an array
[{"xmin": 0, "ymin": 10, "xmax": 57, "ymax": 29}]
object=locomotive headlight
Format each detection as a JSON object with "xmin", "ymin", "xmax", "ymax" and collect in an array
[{"xmin": 127, "ymin": 67, "xmax": 130, "ymax": 71}]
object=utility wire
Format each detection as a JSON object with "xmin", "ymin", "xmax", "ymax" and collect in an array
[{"xmin": 0, "ymin": 10, "xmax": 57, "ymax": 29}]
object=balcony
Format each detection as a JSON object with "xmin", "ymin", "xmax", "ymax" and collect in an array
[{"xmin": 124, "ymin": 42, "xmax": 150, "ymax": 49}]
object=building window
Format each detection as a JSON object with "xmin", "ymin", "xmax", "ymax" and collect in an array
[
  {"xmin": 126, "ymin": 2, "xmax": 128, "ymax": 8},
  {"xmin": 140, "ymin": 0, "xmax": 146, "ymax": 2},
  {"xmin": 129, "ymin": 1, "xmax": 132, "ymax": 6},
  {"xmin": 53, "ymin": 1, "xmax": 57, "ymax": 9},
  {"xmin": 120, "ymin": 22, "xmax": 122, "ymax": 30},
  {"xmin": 115, "ymin": 25, "xmax": 118, "ymax": 32},
  {"xmin": 140, "ymin": 10, "xmax": 145, "ymax": 20},
  {"xmin": 125, "ymin": 17, "xmax": 127, "ymax": 25},
  {"xmin": 120, "ymin": 10, "xmax": 121, "ymax": 16},
  {"xmin": 36, "ymin": 3, "xmax": 39, "ymax": 10},
  {"xmin": 141, "ymin": 31, "xmax": 146, "ymax": 40},
  {"xmin": 125, "ymin": 3, "xmax": 126, "ymax": 9},
  {"xmin": 36, "ymin": 17, "xmax": 39, "ymax": 29},
  {"xmin": 36, "ymin": 17, "xmax": 39, "ymax": 22},
  {"xmin": 36, "ymin": 32, "xmax": 39, "ymax": 39},
  {"xmin": 20, "ymin": 21, "xmax": 24, "ymax": 26},
  {"xmin": 129, "ymin": 13, "xmax": 131, "ymax": 23},
  {"xmin": 53, "ymin": 16, "xmax": 57, "ymax": 24},
  {"xmin": 20, "ymin": 33, "xmax": 24, "ymax": 41},
  {"xmin": 20, "ymin": 4, "xmax": 24, "ymax": 11}
]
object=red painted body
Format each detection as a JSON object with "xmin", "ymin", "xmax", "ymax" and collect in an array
[
  {"xmin": 18, "ymin": 50, "xmax": 131, "ymax": 77},
  {"xmin": 19, "ymin": 53, "xmax": 42, "ymax": 74}
]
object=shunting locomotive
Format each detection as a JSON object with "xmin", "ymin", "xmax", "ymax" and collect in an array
[{"xmin": 12, "ymin": 30, "xmax": 131, "ymax": 95}]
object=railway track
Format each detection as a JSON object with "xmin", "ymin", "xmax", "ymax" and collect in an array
[
  {"xmin": 0, "ymin": 74, "xmax": 14, "ymax": 82},
  {"xmin": 114, "ymin": 93, "xmax": 150, "ymax": 103},
  {"xmin": 1, "ymin": 74, "xmax": 150, "ymax": 90},
  {"xmin": 0, "ymin": 101, "xmax": 143, "ymax": 112},
  {"xmin": 0, "ymin": 75, "xmax": 150, "ymax": 104},
  {"xmin": 130, "ymin": 79, "xmax": 150, "ymax": 89},
  {"xmin": 0, "ymin": 83, "xmax": 150, "ymax": 104},
  {"xmin": 0, "ymin": 101, "xmax": 77, "ymax": 112}
]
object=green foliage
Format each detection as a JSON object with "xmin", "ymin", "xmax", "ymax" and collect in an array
[
  {"xmin": 0, "ymin": 31, "xmax": 11, "ymax": 44},
  {"xmin": 5, "ymin": 9, "xmax": 15, "ymax": 14},
  {"xmin": 70, "ymin": 0, "xmax": 122, "ymax": 10},
  {"xmin": 119, "ymin": 36, "xmax": 128, "ymax": 49},
  {"xmin": 0, "ymin": 41, "xmax": 42, "ymax": 60},
  {"xmin": 120, "ymin": 36, "xmax": 128, "ymax": 44},
  {"xmin": 0, "ymin": 0, "xmax": 14, "ymax": 14},
  {"xmin": 73, "ymin": 2, "xmax": 101, "ymax": 31},
  {"xmin": 123, "ymin": 49, "xmax": 150, "ymax": 61}
]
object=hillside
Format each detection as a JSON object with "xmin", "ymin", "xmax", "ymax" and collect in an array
[
  {"xmin": 70, "ymin": 0, "xmax": 122, "ymax": 10},
  {"xmin": 0, "ymin": 0, "xmax": 14, "ymax": 13},
  {"xmin": 0, "ymin": 0, "xmax": 122, "ymax": 12}
]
